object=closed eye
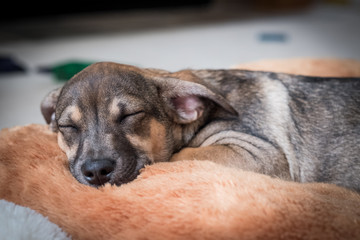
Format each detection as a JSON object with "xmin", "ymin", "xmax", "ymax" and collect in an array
[
  {"xmin": 118, "ymin": 111, "xmax": 145, "ymax": 124},
  {"xmin": 58, "ymin": 124, "xmax": 79, "ymax": 132}
]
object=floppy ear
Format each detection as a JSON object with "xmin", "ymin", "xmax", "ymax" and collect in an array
[
  {"xmin": 40, "ymin": 87, "xmax": 62, "ymax": 130},
  {"xmin": 153, "ymin": 72, "xmax": 237, "ymax": 124}
]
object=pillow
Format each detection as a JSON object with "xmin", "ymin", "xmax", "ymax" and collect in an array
[{"xmin": 0, "ymin": 124, "xmax": 359, "ymax": 239}]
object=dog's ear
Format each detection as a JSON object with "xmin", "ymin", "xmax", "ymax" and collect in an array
[
  {"xmin": 153, "ymin": 71, "xmax": 237, "ymax": 124},
  {"xmin": 40, "ymin": 87, "xmax": 62, "ymax": 131}
]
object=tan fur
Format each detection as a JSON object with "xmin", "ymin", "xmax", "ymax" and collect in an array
[
  {"xmin": 61, "ymin": 106, "xmax": 82, "ymax": 123},
  {"xmin": 57, "ymin": 107, "xmax": 81, "ymax": 159},
  {"xmin": 148, "ymin": 119, "xmax": 168, "ymax": 162},
  {"xmin": 71, "ymin": 106, "xmax": 82, "ymax": 123},
  {"xmin": 171, "ymin": 145, "xmax": 242, "ymax": 167},
  {"xmin": 109, "ymin": 98, "xmax": 121, "ymax": 120},
  {"xmin": 57, "ymin": 133, "xmax": 77, "ymax": 159},
  {"xmin": 1, "ymin": 59, "xmax": 360, "ymax": 239},
  {"xmin": 0, "ymin": 124, "xmax": 360, "ymax": 240},
  {"xmin": 127, "ymin": 119, "xmax": 168, "ymax": 163}
]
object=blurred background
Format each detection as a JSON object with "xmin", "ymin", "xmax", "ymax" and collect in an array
[{"xmin": 0, "ymin": 0, "xmax": 359, "ymax": 129}]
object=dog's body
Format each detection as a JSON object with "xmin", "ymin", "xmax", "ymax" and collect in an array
[{"xmin": 41, "ymin": 62, "xmax": 360, "ymax": 191}]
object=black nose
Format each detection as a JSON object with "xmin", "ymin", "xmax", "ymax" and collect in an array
[{"xmin": 81, "ymin": 159, "xmax": 115, "ymax": 186}]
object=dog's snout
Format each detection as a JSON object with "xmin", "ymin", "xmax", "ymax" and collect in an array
[{"xmin": 81, "ymin": 159, "xmax": 115, "ymax": 186}]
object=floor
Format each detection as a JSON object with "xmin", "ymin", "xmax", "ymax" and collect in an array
[{"xmin": 0, "ymin": 3, "xmax": 359, "ymax": 129}]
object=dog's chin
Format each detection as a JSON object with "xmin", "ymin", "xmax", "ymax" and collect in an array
[
  {"xmin": 111, "ymin": 170, "xmax": 140, "ymax": 186},
  {"xmin": 111, "ymin": 160, "xmax": 145, "ymax": 186}
]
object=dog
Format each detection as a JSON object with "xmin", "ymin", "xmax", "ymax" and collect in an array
[{"xmin": 41, "ymin": 62, "xmax": 360, "ymax": 191}]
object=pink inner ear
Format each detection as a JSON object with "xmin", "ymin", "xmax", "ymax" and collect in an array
[{"xmin": 171, "ymin": 95, "xmax": 204, "ymax": 123}]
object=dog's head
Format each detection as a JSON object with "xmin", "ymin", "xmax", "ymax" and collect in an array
[{"xmin": 41, "ymin": 62, "xmax": 236, "ymax": 187}]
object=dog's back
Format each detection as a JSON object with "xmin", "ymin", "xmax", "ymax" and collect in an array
[
  {"xmin": 283, "ymin": 75, "xmax": 360, "ymax": 190},
  {"xmin": 195, "ymin": 69, "xmax": 360, "ymax": 191}
]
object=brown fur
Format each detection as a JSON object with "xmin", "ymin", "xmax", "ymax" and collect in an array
[
  {"xmin": 1, "ymin": 58, "xmax": 360, "ymax": 239},
  {"xmin": 0, "ymin": 124, "xmax": 359, "ymax": 239}
]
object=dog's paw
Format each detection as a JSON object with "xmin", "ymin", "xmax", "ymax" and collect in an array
[{"xmin": 138, "ymin": 160, "xmax": 220, "ymax": 180}]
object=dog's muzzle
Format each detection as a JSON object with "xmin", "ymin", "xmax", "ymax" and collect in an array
[{"xmin": 81, "ymin": 159, "xmax": 116, "ymax": 186}]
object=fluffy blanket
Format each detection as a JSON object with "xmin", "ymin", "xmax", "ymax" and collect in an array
[
  {"xmin": 0, "ymin": 199, "xmax": 70, "ymax": 240},
  {"xmin": 1, "ymin": 125, "xmax": 360, "ymax": 239},
  {"xmin": 1, "ymin": 58, "xmax": 360, "ymax": 239}
]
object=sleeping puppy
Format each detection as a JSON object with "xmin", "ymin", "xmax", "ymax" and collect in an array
[{"xmin": 41, "ymin": 62, "xmax": 360, "ymax": 191}]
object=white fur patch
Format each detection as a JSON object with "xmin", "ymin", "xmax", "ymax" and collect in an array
[{"xmin": 260, "ymin": 78, "xmax": 299, "ymax": 180}]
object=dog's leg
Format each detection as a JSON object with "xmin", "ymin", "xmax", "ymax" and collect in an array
[
  {"xmin": 171, "ymin": 131, "xmax": 292, "ymax": 180},
  {"xmin": 170, "ymin": 145, "xmax": 252, "ymax": 168},
  {"xmin": 171, "ymin": 145, "xmax": 290, "ymax": 179}
]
